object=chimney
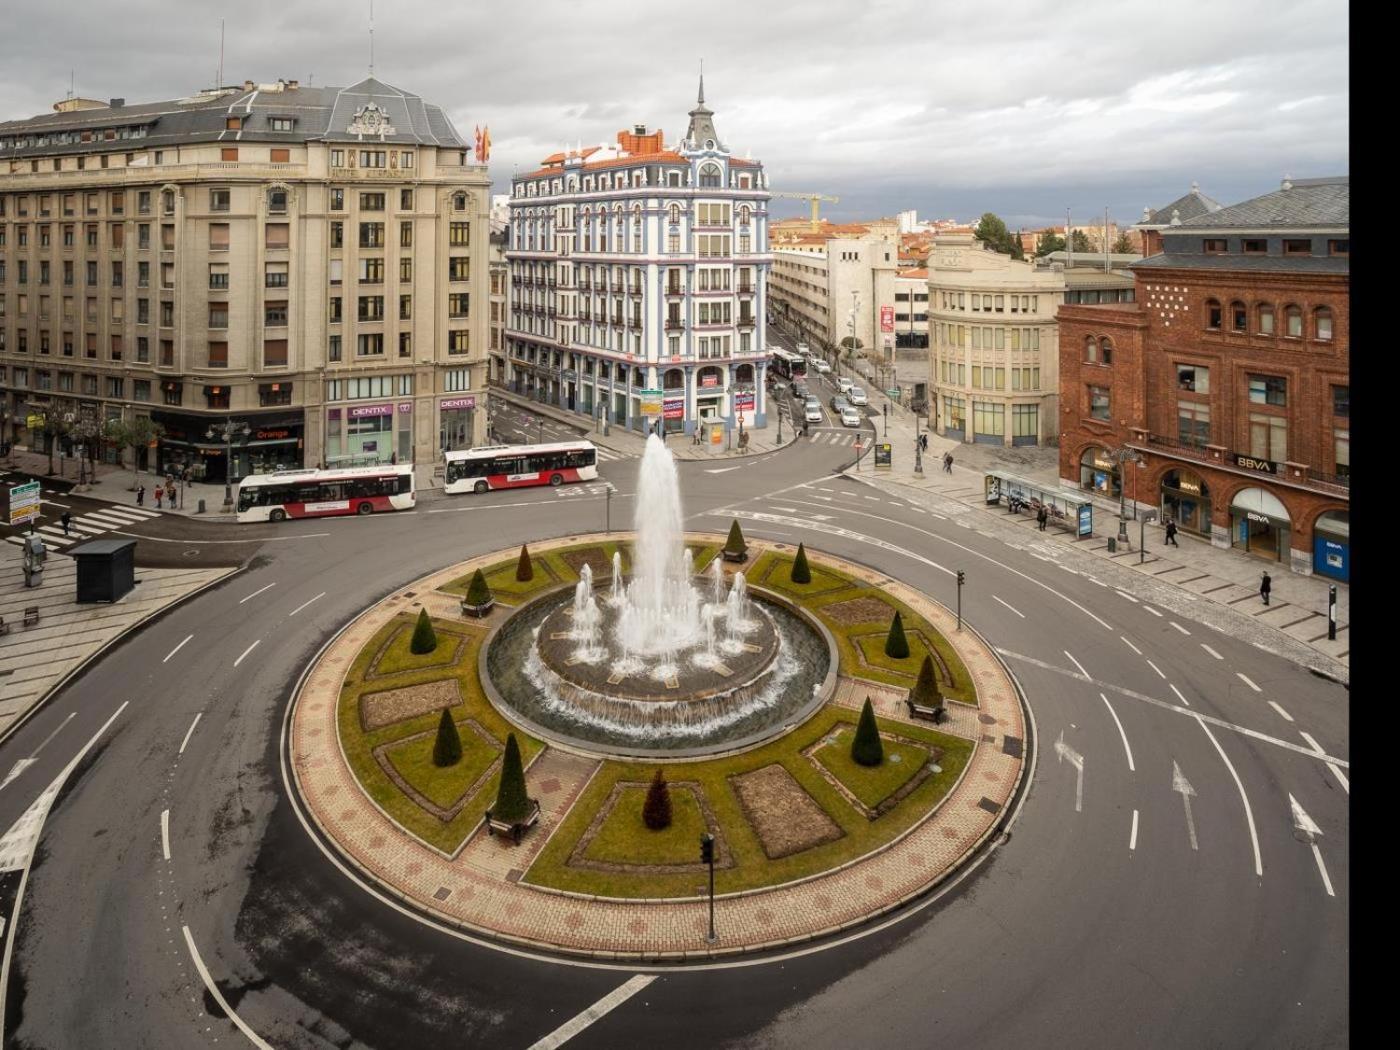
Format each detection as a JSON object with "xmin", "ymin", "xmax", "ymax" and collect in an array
[
  {"xmin": 243, "ymin": 79, "xmax": 255, "ymax": 91},
  {"xmin": 109, "ymin": 97, "xmax": 125, "ymax": 108}
]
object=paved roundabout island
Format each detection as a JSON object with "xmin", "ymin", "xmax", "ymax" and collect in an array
[{"xmin": 287, "ymin": 530, "xmax": 1030, "ymax": 960}]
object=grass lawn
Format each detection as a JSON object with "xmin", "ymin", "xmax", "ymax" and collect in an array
[
  {"xmin": 383, "ymin": 721, "xmax": 500, "ymax": 812},
  {"xmin": 525, "ymin": 707, "xmax": 973, "ymax": 898},
  {"xmin": 371, "ymin": 622, "xmax": 466, "ymax": 677},
  {"xmin": 581, "ymin": 786, "xmax": 708, "ymax": 866},
  {"xmin": 815, "ymin": 729, "xmax": 928, "ymax": 810}
]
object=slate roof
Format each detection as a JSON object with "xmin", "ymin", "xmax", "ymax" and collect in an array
[
  {"xmin": 1141, "ymin": 186, "xmax": 1223, "ymax": 227},
  {"xmin": 1171, "ymin": 177, "xmax": 1348, "ymax": 231},
  {"xmin": 1131, "ymin": 252, "xmax": 1349, "ymax": 275}
]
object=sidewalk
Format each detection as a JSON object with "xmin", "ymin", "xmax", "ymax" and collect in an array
[
  {"xmin": 4, "ymin": 447, "xmax": 236, "ymax": 518},
  {"xmin": 835, "ymin": 397, "xmax": 1349, "ymax": 677}
]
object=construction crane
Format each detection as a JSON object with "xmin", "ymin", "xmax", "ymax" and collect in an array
[{"xmin": 770, "ymin": 191, "xmax": 840, "ymax": 233}]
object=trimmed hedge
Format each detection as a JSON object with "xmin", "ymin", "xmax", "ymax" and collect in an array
[
  {"xmin": 884, "ymin": 610, "xmax": 910, "ymax": 659},
  {"xmin": 791, "ymin": 542, "xmax": 811, "ymax": 584},
  {"xmin": 642, "ymin": 768, "xmax": 673, "ymax": 830},
  {"xmin": 492, "ymin": 733, "xmax": 531, "ymax": 823},
  {"xmin": 410, "ymin": 608, "xmax": 438, "ymax": 654},
  {"xmin": 465, "ymin": 568, "xmax": 493, "ymax": 607},
  {"xmin": 851, "ymin": 697, "xmax": 884, "ymax": 767},
  {"xmin": 432, "ymin": 708, "xmax": 462, "ymax": 767},
  {"xmin": 723, "ymin": 519, "xmax": 747, "ymax": 556},
  {"xmin": 910, "ymin": 654, "xmax": 943, "ymax": 710},
  {"xmin": 516, "ymin": 544, "xmax": 534, "ymax": 582}
]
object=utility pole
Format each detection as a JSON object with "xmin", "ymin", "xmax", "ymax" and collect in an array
[
  {"xmin": 1328, "ymin": 585, "xmax": 1337, "ymax": 640},
  {"xmin": 956, "ymin": 570, "xmax": 965, "ymax": 631},
  {"xmin": 700, "ymin": 833, "xmax": 717, "ymax": 943}
]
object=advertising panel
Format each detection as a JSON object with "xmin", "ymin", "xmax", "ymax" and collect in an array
[{"xmin": 880, "ymin": 306, "xmax": 895, "ymax": 333}]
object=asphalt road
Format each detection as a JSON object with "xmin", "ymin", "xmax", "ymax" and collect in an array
[{"xmin": 0, "ymin": 384, "xmax": 1348, "ymax": 1049}]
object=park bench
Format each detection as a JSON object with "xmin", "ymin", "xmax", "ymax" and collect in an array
[
  {"xmin": 23, "ymin": 606, "xmax": 40, "ymax": 628},
  {"xmin": 906, "ymin": 698, "xmax": 947, "ymax": 724},
  {"xmin": 485, "ymin": 798, "xmax": 541, "ymax": 844},
  {"xmin": 0, "ymin": 616, "xmax": 8, "ymax": 637}
]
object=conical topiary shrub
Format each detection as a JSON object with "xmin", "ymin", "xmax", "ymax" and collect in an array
[
  {"xmin": 910, "ymin": 654, "xmax": 943, "ymax": 710},
  {"xmin": 410, "ymin": 607, "xmax": 438, "ymax": 654},
  {"xmin": 465, "ymin": 568, "xmax": 492, "ymax": 607},
  {"xmin": 492, "ymin": 733, "xmax": 531, "ymax": 824},
  {"xmin": 516, "ymin": 543, "xmax": 534, "ymax": 582},
  {"xmin": 724, "ymin": 519, "xmax": 747, "ymax": 556},
  {"xmin": 432, "ymin": 708, "xmax": 462, "ymax": 767},
  {"xmin": 884, "ymin": 610, "xmax": 910, "ymax": 659},
  {"xmin": 791, "ymin": 542, "xmax": 811, "ymax": 584},
  {"xmin": 851, "ymin": 697, "xmax": 884, "ymax": 767},
  {"xmin": 642, "ymin": 768, "xmax": 673, "ymax": 830}
]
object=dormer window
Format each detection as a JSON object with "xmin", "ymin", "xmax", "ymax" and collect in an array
[
  {"xmin": 1203, "ymin": 238, "xmax": 1227, "ymax": 253},
  {"xmin": 225, "ymin": 116, "xmax": 242, "ymax": 131},
  {"xmin": 269, "ymin": 117, "xmax": 294, "ymax": 132}
]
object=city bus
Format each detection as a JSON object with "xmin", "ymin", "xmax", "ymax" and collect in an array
[
  {"xmin": 444, "ymin": 441, "xmax": 598, "ymax": 494},
  {"xmin": 769, "ymin": 348, "xmax": 808, "ymax": 382},
  {"xmin": 235, "ymin": 464, "xmax": 416, "ymax": 522}
]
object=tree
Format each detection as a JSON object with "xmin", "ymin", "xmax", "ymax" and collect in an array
[
  {"xmin": 432, "ymin": 708, "xmax": 463, "ymax": 767},
  {"xmin": 1112, "ymin": 231, "xmax": 1135, "ymax": 255},
  {"xmin": 973, "ymin": 212, "xmax": 1015, "ymax": 256},
  {"xmin": 851, "ymin": 697, "xmax": 884, "ymax": 767},
  {"xmin": 642, "ymin": 768, "xmax": 673, "ymax": 830},
  {"xmin": 108, "ymin": 416, "xmax": 165, "ymax": 490},
  {"xmin": 67, "ymin": 415, "xmax": 108, "ymax": 485},
  {"xmin": 1010, "ymin": 228, "xmax": 1026, "ymax": 261},
  {"xmin": 1035, "ymin": 230, "xmax": 1066, "ymax": 257},
  {"xmin": 791, "ymin": 542, "xmax": 811, "ymax": 584},
  {"xmin": 35, "ymin": 414, "xmax": 71, "ymax": 476},
  {"xmin": 1070, "ymin": 229, "xmax": 1093, "ymax": 253},
  {"xmin": 465, "ymin": 568, "xmax": 493, "ymax": 607},
  {"xmin": 516, "ymin": 544, "xmax": 534, "ymax": 582},
  {"xmin": 884, "ymin": 610, "xmax": 910, "ymax": 659},
  {"xmin": 410, "ymin": 608, "xmax": 439, "ymax": 654},
  {"xmin": 492, "ymin": 733, "xmax": 531, "ymax": 824},
  {"xmin": 910, "ymin": 655, "xmax": 944, "ymax": 711},
  {"xmin": 723, "ymin": 519, "xmax": 747, "ymax": 557}
]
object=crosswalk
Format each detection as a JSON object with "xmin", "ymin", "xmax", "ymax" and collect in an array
[
  {"xmin": 5, "ymin": 503, "xmax": 161, "ymax": 553},
  {"xmin": 594, "ymin": 447, "xmax": 635, "ymax": 463},
  {"xmin": 799, "ymin": 430, "xmax": 866, "ymax": 445}
]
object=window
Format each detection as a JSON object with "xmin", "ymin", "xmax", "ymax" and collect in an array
[
  {"xmin": 208, "ymin": 223, "xmax": 230, "ymax": 250},
  {"xmin": 138, "ymin": 191, "xmax": 151, "ymax": 214},
  {"xmin": 448, "ymin": 257, "xmax": 469, "ymax": 281},
  {"xmin": 205, "ymin": 385, "xmax": 230, "ymax": 409},
  {"xmin": 1231, "ymin": 301, "xmax": 1247, "ymax": 332},
  {"xmin": 265, "ymin": 262, "xmax": 288, "ymax": 288},
  {"xmin": 265, "ymin": 300, "xmax": 288, "ymax": 326},
  {"xmin": 453, "ymin": 193, "xmax": 468, "ymax": 212},
  {"xmin": 699, "ymin": 164, "xmax": 722, "ymax": 188},
  {"xmin": 1282, "ymin": 238, "xmax": 1312, "ymax": 255},
  {"xmin": 1099, "ymin": 338, "xmax": 1112, "ymax": 364},
  {"xmin": 449, "ymin": 292, "xmax": 470, "ymax": 317},
  {"xmin": 1177, "ymin": 400, "xmax": 1211, "ymax": 447},
  {"xmin": 448, "ymin": 330, "xmax": 470, "ymax": 354},
  {"xmin": 1205, "ymin": 299, "xmax": 1222, "ymax": 330},
  {"xmin": 1089, "ymin": 385, "xmax": 1110, "ymax": 420},
  {"xmin": 359, "ymin": 192, "xmax": 385, "ymax": 211},
  {"xmin": 136, "ymin": 337, "xmax": 148, "ymax": 363},
  {"xmin": 399, "ymin": 294, "xmax": 412, "ymax": 320},
  {"xmin": 1314, "ymin": 307, "xmax": 1333, "ymax": 341},
  {"xmin": 400, "ymin": 189, "xmax": 414, "ymax": 210},
  {"xmin": 1332, "ymin": 385, "xmax": 1349, "ymax": 417},
  {"xmin": 134, "ymin": 379, "xmax": 150, "ymax": 401},
  {"xmin": 400, "ymin": 258, "xmax": 412, "ymax": 282},
  {"xmin": 207, "ymin": 340, "xmax": 228, "ymax": 367},
  {"xmin": 399, "ymin": 221, "xmax": 412, "ymax": 248},
  {"xmin": 358, "ymin": 150, "xmax": 386, "ymax": 168},
  {"xmin": 1248, "ymin": 374, "xmax": 1287, "ymax": 406},
  {"xmin": 209, "ymin": 263, "xmax": 229, "ymax": 289},
  {"xmin": 1285, "ymin": 305, "xmax": 1303, "ymax": 338},
  {"xmin": 137, "ymin": 223, "xmax": 149, "ymax": 249},
  {"xmin": 359, "ymin": 222, "xmax": 384, "ymax": 248},
  {"xmin": 265, "ymin": 223, "xmax": 289, "ymax": 249},
  {"xmin": 1257, "ymin": 303, "xmax": 1275, "ymax": 335},
  {"xmin": 270, "ymin": 117, "xmax": 294, "ymax": 132},
  {"xmin": 160, "ymin": 300, "xmax": 174, "ymax": 325},
  {"xmin": 357, "ymin": 296, "xmax": 384, "ymax": 321},
  {"xmin": 1242, "ymin": 239, "xmax": 1266, "ymax": 254},
  {"xmin": 330, "ymin": 188, "xmax": 345, "ymax": 211},
  {"xmin": 263, "ymin": 339, "xmax": 288, "ymax": 367},
  {"xmin": 358, "ymin": 257, "xmax": 384, "ymax": 283},
  {"xmin": 208, "ymin": 303, "xmax": 228, "ymax": 328},
  {"xmin": 1203, "ymin": 238, "xmax": 1228, "ymax": 253},
  {"xmin": 89, "ymin": 224, "xmax": 101, "ymax": 248},
  {"xmin": 330, "ymin": 150, "xmax": 344, "ymax": 167},
  {"xmin": 1176, "ymin": 364, "xmax": 1209, "ymax": 394},
  {"xmin": 1249, "ymin": 413, "xmax": 1288, "ymax": 462},
  {"xmin": 1334, "ymin": 428, "xmax": 1349, "ymax": 477},
  {"xmin": 267, "ymin": 187, "xmax": 288, "ymax": 213},
  {"xmin": 450, "ymin": 222, "xmax": 470, "ymax": 246},
  {"xmin": 1328, "ymin": 239, "xmax": 1349, "ymax": 257},
  {"xmin": 398, "ymin": 332, "xmax": 412, "ymax": 358},
  {"xmin": 160, "ymin": 340, "xmax": 174, "ymax": 368},
  {"xmin": 330, "ymin": 221, "xmax": 344, "ymax": 248},
  {"xmin": 1012, "ymin": 404, "xmax": 1039, "ymax": 440},
  {"xmin": 329, "ymin": 296, "xmax": 342, "ymax": 323},
  {"xmin": 210, "ymin": 188, "xmax": 230, "ymax": 212},
  {"xmin": 328, "ymin": 335, "xmax": 342, "ymax": 362},
  {"xmin": 357, "ymin": 333, "xmax": 384, "ymax": 356},
  {"xmin": 221, "ymin": 147, "xmax": 239, "ymax": 162},
  {"xmin": 269, "ymin": 148, "xmax": 290, "ymax": 164}
]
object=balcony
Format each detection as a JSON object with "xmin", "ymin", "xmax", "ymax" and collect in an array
[
  {"xmin": 611, "ymin": 282, "xmax": 624, "ymax": 293},
  {"xmin": 738, "ymin": 315, "xmax": 756, "ymax": 328},
  {"xmin": 628, "ymin": 285, "xmax": 643, "ymax": 297},
  {"xmin": 738, "ymin": 284, "xmax": 755, "ymax": 295},
  {"xmin": 665, "ymin": 319, "xmax": 685, "ymax": 331},
  {"xmin": 1134, "ymin": 432, "xmax": 1350, "ymax": 498}
]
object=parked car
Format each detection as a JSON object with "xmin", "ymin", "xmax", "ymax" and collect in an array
[
  {"xmin": 804, "ymin": 402, "xmax": 823, "ymax": 423},
  {"xmin": 836, "ymin": 376, "xmax": 854, "ymax": 394},
  {"xmin": 813, "ymin": 358, "xmax": 832, "ymax": 375},
  {"xmin": 847, "ymin": 386, "xmax": 868, "ymax": 406},
  {"xmin": 829, "ymin": 394, "xmax": 850, "ymax": 412},
  {"xmin": 839, "ymin": 405, "xmax": 862, "ymax": 427}
]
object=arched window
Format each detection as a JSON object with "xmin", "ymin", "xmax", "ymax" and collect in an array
[
  {"xmin": 1099, "ymin": 337, "xmax": 1113, "ymax": 365},
  {"xmin": 1285, "ymin": 304, "xmax": 1303, "ymax": 338},
  {"xmin": 668, "ymin": 203, "xmax": 680, "ymax": 225},
  {"xmin": 699, "ymin": 163, "xmax": 722, "ymax": 188},
  {"xmin": 1205, "ymin": 299, "xmax": 1222, "ymax": 330},
  {"xmin": 738, "ymin": 205, "xmax": 751, "ymax": 225},
  {"xmin": 1084, "ymin": 336, "xmax": 1098, "ymax": 363},
  {"xmin": 1315, "ymin": 306, "xmax": 1334, "ymax": 341},
  {"xmin": 1257, "ymin": 303, "xmax": 1275, "ymax": 335},
  {"xmin": 1230, "ymin": 300, "xmax": 1247, "ymax": 332}
]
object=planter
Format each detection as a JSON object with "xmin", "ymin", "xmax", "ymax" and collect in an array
[
  {"xmin": 461, "ymin": 597, "xmax": 496, "ymax": 619},
  {"xmin": 721, "ymin": 547, "xmax": 749, "ymax": 564},
  {"xmin": 485, "ymin": 797, "xmax": 541, "ymax": 844}
]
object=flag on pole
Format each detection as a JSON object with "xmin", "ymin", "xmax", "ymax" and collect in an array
[{"xmin": 481, "ymin": 125, "xmax": 491, "ymax": 162}]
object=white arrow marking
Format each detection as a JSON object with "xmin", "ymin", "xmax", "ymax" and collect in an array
[
  {"xmin": 1055, "ymin": 731, "xmax": 1084, "ymax": 812},
  {"xmin": 704, "ymin": 465, "xmax": 743, "ymax": 474},
  {"xmin": 0, "ymin": 761, "xmax": 35, "ymax": 793},
  {"xmin": 1172, "ymin": 761, "xmax": 1198, "ymax": 850},
  {"xmin": 1288, "ymin": 794, "xmax": 1334, "ymax": 897}
]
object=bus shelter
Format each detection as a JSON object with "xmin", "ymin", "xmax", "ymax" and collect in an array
[{"xmin": 984, "ymin": 471, "xmax": 1094, "ymax": 538}]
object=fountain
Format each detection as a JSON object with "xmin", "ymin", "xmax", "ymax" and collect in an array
[{"xmin": 483, "ymin": 435, "xmax": 833, "ymax": 756}]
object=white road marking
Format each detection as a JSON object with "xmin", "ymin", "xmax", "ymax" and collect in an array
[
  {"xmin": 1121, "ymin": 636, "xmax": 1142, "ymax": 655},
  {"xmin": 704, "ymin": 465, "xmax": 744, "ymax": 474},
  {"xmin": 1268, "ymin": 701, "xmax": 1294, "ymax": 723},
  {"xmin": 1116, "ymin": 590, "xmax": 1139, "ymax": 603},
  {"xmin": 991, "ymin": 595, "xmax": 1025, "ymax": 618},
  {"xmin": 1311, "ymin": 843, "xmax": 1335, "ymax": 897},
  {"xmin": 1144, "ymin": 605, "xmax": 1162, "ymax": 617},
  {"xmin": 1236, "ymin": 672, "xmax": 1262, "ymax": 693},
  {"xmin": 160, "ymin": 809, "xmax": 171, "ymax": 861},
  {"xmin": 179, "ymin": 712, "xmax": 202, "ymax": 755},
  {"xmin": 1201, "ymin": 643, "xmax": 1223, "ymax": 660},
  {"xmin": 27, "ymin": 712, "xmax": 76, "ymax": 761},
  {"xmin": 1197, "ymin": 716, "xmax": 1263, "ymax": 877},
  {"xmin": 1170, "ymin": 621, "xmax": 1191, "ymax": 635},
  {"xmin": 526, "ymin": 974, "xmax": 658, "ymax": 1050},
  {"xmin": 1063, "ymin": 651, "xmax": 1090, "ymax": 679},
  {"xmin": 238, "ymin": 582, "xmax": 276, "ymax": 604},
  {"xmin": 1100, "ymin": 693, "xmax": 1135, "ymax": 771},
  {"xmin": 1287, "ymin": 795, "xmax": 1335, "ymax": 898},
  {"xmin": 289, "ymin": 591, "xmax": 326, "ymax": 617},
  {"xmin": 1129, "ymin": 809, "xmax": 1139, "ymax": 851},
  {"xmin": 163, "ymin": 634, "xmax": 193, "ymax": 663},
  {"xmin": 233, "ymin": 640, "xmax": 261, "ymax": 667},
  {"xmin": 181, "ymin": 926, "xmax": 276, "ymax": 1049},
  {"xmin": 1054, "ymin": 731, "xmax": 1084, "ymax": 812},
  {"xmin": 1300, "ymin": 732, "xmax": 1349, "ymax": 794},
  {"xmin": 1172, "ymin": 761, "xmax": 1199, "ymax": 850},
  {"xmin": 1146, "ymin": 659, "xmax": 1167, "ymax": 680},
  {"xmin": 1169, "ymin": 683, "xmax": 1190, "ymax": 707},
  {"xmin": 1086, "ymin": 576, "xmax": 1109, "ymax": 587}
]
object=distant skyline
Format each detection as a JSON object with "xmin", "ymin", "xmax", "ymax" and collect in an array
[{"xmin": 0, "ymin": 0, "xmax": 1348, "ymax": 228}]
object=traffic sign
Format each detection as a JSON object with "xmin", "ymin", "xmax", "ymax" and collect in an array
[{"xmin": 8, "ymin": 479, "xmax": 41, "ymax": 527}]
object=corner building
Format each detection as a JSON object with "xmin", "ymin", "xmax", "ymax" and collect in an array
[
  {"xmin": 504, "ymin": 81, "xmax": 771, "ymax": 435},
  {"xmin": 1058, "ymin": 176, "xmax": 1349, "ymax": 579},
  {"xmin": 0, "ymin": 77, "xmax": 490, "ymax": 484}
]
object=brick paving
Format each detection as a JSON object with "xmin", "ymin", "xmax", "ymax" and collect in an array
[{"xmin": 290, "ymin": 535, "xmax": 1027, "ymax": 959}]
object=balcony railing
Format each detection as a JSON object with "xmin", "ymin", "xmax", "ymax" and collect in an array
[
  {"xmin": 665, "ymin": 319, "xmax": 684, "ymax": 331},
  {"xmin": 1137, "ymin": 433, "xmax": 1350, "ymax": 496}
]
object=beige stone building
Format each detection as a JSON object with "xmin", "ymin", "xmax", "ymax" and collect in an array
[
  {"xmin": 0, "ymin": 76, "xmax": 490, "ymax": 484},
  {"xmin": 769, "ymin": 224, "xmax": 899, "ymax": 356},
  {"xmin": 928, "ymin": 231, "xmax": 1065, "ymax": 446}
]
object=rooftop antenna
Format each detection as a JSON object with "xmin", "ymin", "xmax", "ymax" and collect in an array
[
  {"xmin": 67, "ymin": 69, "xmax": 74, "ymax": 101},
  {"xmin": 369, "ymin": 0, "xmax": 375, "ymax": 78},
  {"xmin": 217, "ymin": 18, "xmax": 225, "ymax": 88}
]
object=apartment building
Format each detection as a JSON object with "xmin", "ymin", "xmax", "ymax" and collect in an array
[
  {"xmin": 503, "ymin": 79, "xmax": 772, "ymax": 435},
  {"xmin": 0, "ymin": 76, "xmax": 489, "ymax": 483},
  {"xmin": 769, "ymin": 223, "xmax": 900, "ymax": 355}
]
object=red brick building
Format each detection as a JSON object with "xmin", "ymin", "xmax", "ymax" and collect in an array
[{"xmin": 1057, "ymin": 176, "xmax": 1349, "ymax": 580}]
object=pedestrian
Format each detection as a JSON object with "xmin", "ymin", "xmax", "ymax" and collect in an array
[
  {"xmin": 60, "ymin": 510, "xmax": 72, "ymax": 536},
  {"xmin": 943, "ymin": 451, "xmax": 953, "ymax": 474},
  {"xmin": 136, "ymin": 484, "xmax": 145, "ymax": 507},
  {"xmin": 1165, "ymin": 519, "xmax": 1179, "ymax": 547},
  {"xmin": 1037, "ymin": 506, "xmax": 1048, "ymax": 531},
  {"xmin": 802, "ymin": 419, "xmax": 810, "ymax": 437},
  {"xmin": 154, "ymin": 486, "xmax": 163, "ymax": 509},
  {"xmin": 167, "ymin": 481, "xmax": 177, "ymax": 507},
  {"xmin": 1260, "ymin": 571, "xmax": 1271, "ymax": 606}
]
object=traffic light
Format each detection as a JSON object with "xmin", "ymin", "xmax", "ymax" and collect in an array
[
  {"xmin": 700, "ymin": 832, "xmax": 715, "ymax": 864},
  {"xmin": 957, "ymin": 570, "xmax": 965, "ymax": 586}
]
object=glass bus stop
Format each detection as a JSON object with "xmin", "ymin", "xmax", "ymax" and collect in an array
[{"xmin": 983, "ymin": 470, "xmax": 1095, "ymax": 538}]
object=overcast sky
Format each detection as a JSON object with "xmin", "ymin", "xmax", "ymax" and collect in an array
[{"xmin": 0, "ymin": 0, "xmax": 1348, "ymax": 229}]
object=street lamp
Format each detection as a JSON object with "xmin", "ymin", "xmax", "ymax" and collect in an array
[
  {"xmin": 1104, "ymin": 444, "xmax": 1144, "ymax": 544},
  {"xmin": 206, "ymin": 419, "xmax": 251, "ymax": 509}
]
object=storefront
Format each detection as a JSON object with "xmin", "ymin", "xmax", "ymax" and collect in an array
[
  {"xmin": 662, "ymin": 369, "xmax": 686, "ymax": 435},
  {"xmin": 1079, "ymin": 446, "xmax": 1120, "ymax": 498},
  {"xmin": 1312, "ymin": 510, "xmax": 1349, "ymax": 582},
  {"xmin": 1230, "ymin": 487, "xmax": 1290, "ymax": 562},
  {"xmin": 1160, "ymin": 468, "xmax": 1212, "ymax": 537},
  {"xmin": 326, "ymin": 402, "xmax": 413, "ymax": 467},
  {"xmin": 942, "ymin": 395, "xmax": 965, "ymax": 440},
  {"xmin": 152, "ymin": 410, "xmax": 304, "ymax": 484},
  {"xmin": 696, "ymin": 367, "xmax": 725, "ymax": 422},
  {"xmin": 438, "ymin": 395, "xmax": 477, "ymax": 452}
]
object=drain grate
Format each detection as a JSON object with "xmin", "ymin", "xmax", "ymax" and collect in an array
[
  {"xmin": 433, "ymin": 886, "xmax": 451, "ymax": 902},
  {"xmin": 506, "ymin": 869, "xmax": 523, "ymax": 883},
  {"xmin": 978, "ymin": 713, "xmax": 997, "ymax": 725},
  {"xmin": 1002, "ymin": 736, "xmax": 1023, "ymax": 759},
  {"xmin": 977, "ymin": 797, "xmax": 1002, "ymax": 815}
]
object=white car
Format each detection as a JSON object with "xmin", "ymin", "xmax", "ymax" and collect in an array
[
  {"xmin": 813, "ymin": 359, "xmax": 832, "ymax": 375},
  {"xmin": 796, "ymin": 342, "xmax": 810, "ymax": 355},
  {"xmin": 847, "ymin": 386, "xmax": 868, "ymax": 406},
  {"xmin": 836, "ymin": 376, "xmax": 854, "ymax": 395},
  {"xmin": 839, "ymin": 405, "xmax": 862, "ymax": 427},
  {"xmin": 804, "ymin": 402, "xmax": 823, "ymax": 423}
]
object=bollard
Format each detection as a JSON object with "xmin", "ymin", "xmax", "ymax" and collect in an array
[{"xmin": 197, "ymin": 498, "xmax": 206, "ymax": 514}]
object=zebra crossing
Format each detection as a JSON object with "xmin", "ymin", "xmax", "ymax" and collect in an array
[
  {"xmin": 801, "ymin": 430, "xmax": 864, "ymax": 445},
  {"xmin": 5, "ymin": 502, "xmax": 162, "ymax": 553},
  {"xmin": 594, "ymin": 446, "xmax": 635, "ymax": 463}
]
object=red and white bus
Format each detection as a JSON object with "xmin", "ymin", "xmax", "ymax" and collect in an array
[
  {"xmin": 235, "ymin": 464, "xmax": 416, "ymax": 522},
  {"xmin": 444, "ymin": 441, "xmax": 599, "ymax": 495}
]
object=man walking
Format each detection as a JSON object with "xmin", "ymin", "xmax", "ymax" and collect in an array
[
  {"xmin": 1165, "ymin": 519, "xmax": 1179, "ymax": 547},
  {"xmin": 1260, "ymin": 571, "xmax": 1272, "ymax": 606},
  {"xmin": 60, "ymin": 510, "xmax": 72, "ymax": 536},
  {"xmin": 136, "ymin": 484, "xmax": 145, "ymax": 507},
  {"xmin": 1037, "ymin": 506, "xmax": 1048, "ymax": 531},
  {"xmin": 942, "ymin": 451, "xmax": 953, "ymax": 474}
]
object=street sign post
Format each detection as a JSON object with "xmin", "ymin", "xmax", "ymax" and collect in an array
[{"xmin": 8, "ymin": 479, "xmax": 41, "ymax": 529}]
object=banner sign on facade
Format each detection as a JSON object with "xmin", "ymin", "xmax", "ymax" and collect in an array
[
  {"xmin": 734, "ymin": 391, "xmax": 755, "ymax": 410},
  {"xmin": 348, "ymin": 403, "xmax": 394, "ymax": 419},
  {"xmin": 1231, "ymin": 452, "xmax": 1277, "ymax": 475},
  {"xmin": 663, "ymin": 397, "xmax": 685, "ymax": 420},
  {"xmin": 640, "ymin": 389, "xmax": 663, "ymax": 417},
  {"xmin": 440, "ymin": 396, "xmax": 477, "ymax": 411},
  {"xmin": 880, "ymin": 306, "xmax": 895, "ymax": 333}
]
